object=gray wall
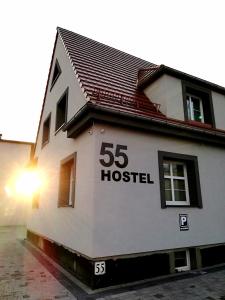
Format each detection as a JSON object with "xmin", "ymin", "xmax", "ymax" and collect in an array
[
  {"xmin": 35, "ymin": 35, "xmax": 87, "ymax": 155},
  {"xmin": 92, "ymin": 123, "xmax": 225, "ymax": 257},
  {"xmin": 29, "ymin": 34, "xmax": 225, "ymax": 260},
  {"xmin": 212, "ymin": 91, "xmax": 225, "ymax": 131},
  {"xmin": 28, "ymin": 35, "xmax": 96, "ymax": 258},
  {"xmin": 143, "ymin": 75, "xmax": 184, "ymax": 121}
]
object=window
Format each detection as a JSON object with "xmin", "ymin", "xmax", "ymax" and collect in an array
[
  {"xmin": 163, "ymin": 161, "xmax": 189, "ymax": 206},
  {"xmin": 50, "ymin": 59, "xmax": 61, "ymax": 90},
  {"xmin": 175, "ymin": 250, "xmax": 190, "ymax": 272},
  {"xmin": 158, "ymin": 151, "xmax": 202, "ymax": 208},
  {"xmin": 58, "ymin": 153, "xmax": 76, "ymax": 207},
  {"xmin": 186, "ymin": 94, "xmax": 204, "ymax": 123},
  {"xmin": 55, "ymin": 88, "xmax": 68, "ymax": 132},
  {"xmin": 182, "ymin": 81, "xmax": 215, "ymax": 127},
  {"xmin": 42, "ymin": 114, "xmax": 51, "ymax": 146}
]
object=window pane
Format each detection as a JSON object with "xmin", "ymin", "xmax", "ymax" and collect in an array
[
  {"xmin": 165, "ymin": 189, "xmax": 172, "ymax": 202},
  {"xmin": 165, "ymin": 179, "xmax": 171, "ymax": 189},
  {"xmin": 172, "ymin": 163, "xmax": 184, "ymax": 177},
  {"xmin": 192, "ymin": 97, "xmax": 200, "ymax": 110},
  {"xmin": 174, "ymin": 190, "xmax": 186, "ymax": 202},
  {"xmin": 193, "ymin": 109, "xmax": 203, "ymax": 122},
  {"xmin": 186, "ymin": 97, "xmax": 192, "ymax": 120},
  {"xmin": 175, "ymin": 251, "xmax": 187, "ymax": 268},
  {"xmin": 163, "ymin": 162, "xmax": 170, "ymax": 176},
  {"xmin": 174, "ymin": 179, "xmax": 185, "ymax": 190}
]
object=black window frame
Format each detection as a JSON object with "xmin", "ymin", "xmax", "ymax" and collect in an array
[
  {"xmin": 42, "ymin": 113, "xmax": 51, "ymax": 147},
  {"xmin": 182, "ymin": 81, "xmax": 215, "ymax": 128},
  {"xmin": 50, "ymin": 59, "xmax": 61, "ymax": 91},
  {"xmin": 158, "ymin": 151, "xmax": 202, "ymax": 208},
  {"xmin": 58, "ymin": 153, "xmax": 76, "ymax": 208},
  {"xmin": 55, "ymin": 88, "xmax": 68, "ymax": 133}
]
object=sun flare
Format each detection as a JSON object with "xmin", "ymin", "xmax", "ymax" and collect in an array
[
  {"xmin": 15, "ymin": 169, "xmax": 43, "ymax": 197},
  {"xmin": 5, "ymin": 168, "xmax": 45, "ymax": 199}
]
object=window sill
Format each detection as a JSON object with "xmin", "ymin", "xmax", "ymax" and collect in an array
[
  {"xmin": 58, "ymin": 205, "xmax": 74, "ymax": 208},
  {"xmin": 186, "ymin": 120, "xmax": 213, "ymax": 129},
  {"xmin": 166, "ymin": 202, "xmax": 190, "ymax": 206},
  {"xmin": 55, "ymin": 124, "xmax": 65, "ymax": 136},
  {"xmin": 175, "ymin": 266, "xmax": 190, "ymax": 272},
  {"xmin": 165, "ymin": 204, "xmax": 192, "ymax": 208}
]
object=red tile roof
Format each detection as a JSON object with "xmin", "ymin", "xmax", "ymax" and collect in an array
[
  {"xmin": 137, "ymin": 66, "xmax": 161, "ymax": 87},
  {"xmin": 57, "ymin": 27, "xmax": 164, "ymax": 118}
]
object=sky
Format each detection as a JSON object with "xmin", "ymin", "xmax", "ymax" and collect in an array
[{"xmin": 1, "ymin": 0, "xmax": 225, "ymax": 142}]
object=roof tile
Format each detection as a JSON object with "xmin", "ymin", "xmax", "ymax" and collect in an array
[{"xmin": 57, "ymin": 27, "xmax": 164, "ymax": 118}]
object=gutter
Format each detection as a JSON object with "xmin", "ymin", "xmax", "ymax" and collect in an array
[{"xmin": 63, "ymin": 102, "xmax": 225, "ymax": 147}]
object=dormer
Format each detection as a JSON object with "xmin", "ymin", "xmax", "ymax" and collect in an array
[
  {"xmin": 137, "ymin": 65, "xmax": 225, "ymax": 130},
  {"xmin": 138, "ymin": 67, "xmax": 185, "ymax": 122}
]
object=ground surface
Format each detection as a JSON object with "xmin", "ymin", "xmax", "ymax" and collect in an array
[
  {"xmin": 1, "ymin": 226, "xmax": 225, "ymax": 299},
  {"xmin": 0, "ymin": 226, "xmax": 76, "ymax": 300}
]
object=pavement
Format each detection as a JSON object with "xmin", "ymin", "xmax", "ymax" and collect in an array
[
  {"xmin": 1, "ymin": 226, "xmax": 225, "ymax": 300},
  {"xmin": 0, "ymin": 226, "xmax": 77, "ymax": 300}
]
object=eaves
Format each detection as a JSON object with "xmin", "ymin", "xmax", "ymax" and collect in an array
[{"xmin": 63, "ymin": 102, "xmax": 225, "ymax": 148}]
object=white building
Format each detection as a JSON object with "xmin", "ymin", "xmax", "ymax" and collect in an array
[
  {"xmin": 27, "ymin": 27, "xmax": 225, "ymax": 288},
  {"xmin": 0, "ymin": 138, "xmax": 33, "ymax": 226}
]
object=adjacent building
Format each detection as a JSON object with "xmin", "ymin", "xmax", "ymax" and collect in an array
[
  {"xmin": 0, "ymin": 138, "xmax": 33, "ymax": 226},
  {"xmin": 27, "ymin": 27, "xmax": 225, "ymax": 288}
]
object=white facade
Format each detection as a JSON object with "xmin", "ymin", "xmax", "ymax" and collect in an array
[
  {"xmin": 28, "ymin": 35, "xmax": 95, "ymax": 257},
  {"xmin": 28, "ymin": 30, "xmax": 225, "ymax": 263},
  {"xmin": 92, "ymin": 123, "xmax": 225, "ymax": 257},
  {"xmin": 143, "ymin": 74, "xmax": 184, "ymax": 121},
  {"xmin": 212, "ymin": 91, "xmax": 225, "ymax": 130},
  {"xmin": 0, "ymin": 140, "xmax": 33, "ymax": 226}
]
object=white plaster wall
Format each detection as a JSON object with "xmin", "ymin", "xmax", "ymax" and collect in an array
[
  {"xmin": 0, "ymin": 142, "xmax": 32, "ymax": 226},
  {"xmin": 28, "ymin": 128, "xmax": 95, "ymax": 257},
  {"xmin": 29, "ymin": 33, "xmax": 225, "ymax": 260},
  {"xmin": 143, "ymin": 75, "xmax": 184, "ymax": 121},
  {"xmin": 212, "ymin": 91, "xmax": 225, "ymax": 131},
  {"xmin": 35, "ymin": 35, "xmax": 87, "ymax": 155},
  {"xmin": 28, "ymin": 35, "xmax": 95, "ymax": 257},
  {"xmin": 92, "ymin": 123, "xmax": 225, "ymax": 257}
]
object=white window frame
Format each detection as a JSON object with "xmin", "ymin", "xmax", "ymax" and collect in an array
[
  {"xmin": 164, "ymin": 161, "xmax": 190, "ymax": 206},
  {"xmin": 175, "ymin": 250, "xmax": 190, "ymax": 272},
  {"xmin": 186, "ymin": 93, "xmax": 204, "ymax": 123}
]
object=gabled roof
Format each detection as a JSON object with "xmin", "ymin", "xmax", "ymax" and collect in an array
[
  {"xmin": 35, "ymin": 27, "xmax": 225, "ymax": 151},
  {"xmin": 57, "ymin": 27, "xmax": 164, "ymax": 118}
]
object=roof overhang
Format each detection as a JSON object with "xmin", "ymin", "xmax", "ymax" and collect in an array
[{"xmin": 64, "ymin": 102, "xmax": 225, "ymax": 147}]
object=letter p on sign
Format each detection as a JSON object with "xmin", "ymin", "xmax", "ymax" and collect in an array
[{"xmin": 179, "ymin": 214, "xmax": 189, "ymax": 231}]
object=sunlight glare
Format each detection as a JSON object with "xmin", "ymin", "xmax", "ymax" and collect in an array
[{"xmin": 15, "ymin": 169, "xmax": 43, "ymax": 197}]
